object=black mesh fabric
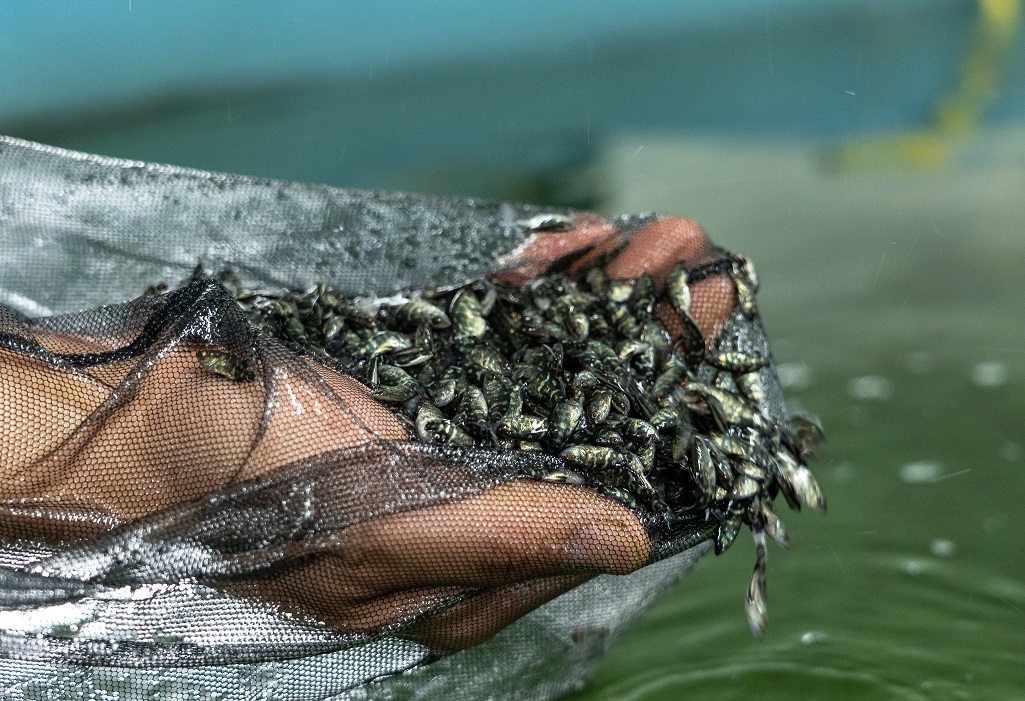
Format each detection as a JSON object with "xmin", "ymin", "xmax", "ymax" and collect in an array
[{"xmin": 0, "ymin": 135, "xmax": 807, "ymax": 701}]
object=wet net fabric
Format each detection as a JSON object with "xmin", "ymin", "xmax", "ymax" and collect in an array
[{"xmin": 0, "ymin": 135, "xmax": 792, "ymax": 700}]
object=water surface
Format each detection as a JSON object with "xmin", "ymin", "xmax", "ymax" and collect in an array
[{"xmin": 567, "ymin": 128, "xmax": 1025, "ymax": 700}]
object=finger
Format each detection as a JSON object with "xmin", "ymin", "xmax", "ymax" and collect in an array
[
  {"xmin": 218, "ymin": 479, "xmax": 638, "ymax": 638},
  {"xmin": 606, "ymin": 216, "xmax": 737, "ymax": 344},
  {"xmin": 493, "ymin": 212, "xmax": 620, "ymax": 285},
  {"xmin": 406, "ymin": 574, "xmax": 590, "ymax": 652},
  {"xmin": 653, "ymin": 275, "xmax": 737, "ymax": 346},
  {"xmin": 3, "ymin": 343, "xmax": 409, "ymax": 523},
  {"xmin": 605, "ymin": 216, "xmax": 716, "ymax": 286},
  {"xmin": 230, "ymin": 564, "xmax": 469, "ymax": 634},
  {"xmin": 309, "ymin": 480, "xmax": 648, "ymax": 599},
  {"xmin": 0, "ymin": 350, "xmax": 110, "ymax": 490},
  {"xmin": 234, "ymin": 566, "xmax": 586, "ymax": 651},
  {"xmin": 240, "ymin": 357, "xmax": 408, "ymax": 480},
  {"xmin": 30, "ymin": 327, "xmax": 131, "ymax": 355},
  {"xmin": 687, "ymin": 274, "xmax": 737, "ymax": 343}
]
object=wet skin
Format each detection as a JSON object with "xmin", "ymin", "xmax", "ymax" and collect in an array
[{"xmin": 0, "ymin": 215, "xmax": 736, "ymax": 652}]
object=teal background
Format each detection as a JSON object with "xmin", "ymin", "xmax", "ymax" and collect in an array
[{"xmin": 2, "ymin": 1, "xmax": 1023, "ymax": 698}]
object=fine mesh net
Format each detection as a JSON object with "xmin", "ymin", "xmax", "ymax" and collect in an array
[{"xmin": 0, "ymin": 135, "xmax": 820, "ymax": 700}]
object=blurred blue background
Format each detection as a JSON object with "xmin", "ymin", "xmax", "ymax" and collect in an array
[
  {"xmin": 3, "ymin": 2, "xmax": 1024, "ymax": 699},
  {"xmin": 2, "ymin": 0, "xmax": 1022, "ymax": 199}
]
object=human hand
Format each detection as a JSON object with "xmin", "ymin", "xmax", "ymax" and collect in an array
[{"xmin": 0, "ymin": 213, "xmax": 738, "ymax": 653}]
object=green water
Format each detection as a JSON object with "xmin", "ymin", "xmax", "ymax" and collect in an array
[
  {"xmin": 570, "ymin": 371, "xmax": 1024, "ymax": 700},
  {"xmin": 564, "ymin": 130, "xmax": 1025, "ymax": 700}
]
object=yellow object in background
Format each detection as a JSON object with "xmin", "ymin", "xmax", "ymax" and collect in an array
[{"xmin": 832, "ymin": 0, "xmax": 1021, "ymax": 170}]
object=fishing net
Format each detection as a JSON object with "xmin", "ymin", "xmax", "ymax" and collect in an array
[{"xmin": 0, "ymin": 135, "xmax": 821, "ymax": 700}]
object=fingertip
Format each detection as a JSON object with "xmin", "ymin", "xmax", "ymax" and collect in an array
[
  {"xmin": 644, "ymin": 216, "xmax": 711, "ymax": 257},
  {"xmin": 654, "ymin": 265, "xmax": 738, "ymax": 350},
  {"xmin": 494, "ymin": 212, "xmax": 618, "ymax": 285},
  {"xmin": 654, "ymin": 300, "xmax": 683, "ymax": 339},
  {"xmin": 563, "ymin": 499, "xmax": 650, "ymax": 574},
  {"xmin": 606, "ymin": 215, "xmax": 713, "ymax": 284},
  {"xmin": 690, "ymin": 275, "xmax": 737, "ymax": 346}
]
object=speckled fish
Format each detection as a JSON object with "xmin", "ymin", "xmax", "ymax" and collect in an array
[
  {"xmin": 561, "ymin": 445, "xmax": 626, "ymax": 471},
  {"xmin": 450, "ymin": 289, "xmax": 488, "ymax": 339},
  {"xmin": 665, "ymin": 263, "xmax": 692, "ymax": 315},
  {"xmin": 708, "ymin": 350, "xmax": 769, "ymax": 374},
  {"xmin": 715, "ymin": 500, "xmax": 745, "ymax": 555},
  {"xmin": 776, "ymin": 455, "xmax": 827, "ymax": 513},
  {"xmin": 196, "ymin": 350, "xmax": 255, "ymax": 382},
  {"xmin": 549, "ymin": 400, "xmax": 584, "ymax": 447},
  {"xmin": 746, "ymin": 530, "xmax": 769, "ymax": 638},
  {"xmin": 394, "ymin": 297, "xmax": 451, "ymax": 329},
  {"xmin": 689, "ymin": 434, "xmax": 718, "ymax": 502}
]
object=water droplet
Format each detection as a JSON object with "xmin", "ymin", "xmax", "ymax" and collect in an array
[
  {"xmin": 800, "ymin": 631, "xmax": 827, "ymax": 645},
  {"xmin": 971, "ymin": 361, "xmax": 1008, "ymax": 388},
  {"xmin": 830, "ymin": 461, "xmax": 854, "ymax": 484},
  {"xmin": 847, "ymin": 375, "xmax": 893, "ymax": 401},
  {"xmin": 777, "ymin": 362, "xmax": 812, "ymax": 391},
  {"xmin": 899, "ymin": 461, "xmax": 941, "ymax": 484},
  {"xmin": 904, "ymin": 560, "xmax": 925, "ymax": 575},
  {"xmin": 930, "ymin": 539, "xmax": 955, "ymax": 557},
  {"xmin": 1001, "ymin": 442, "xmax": 1021, "ymax": 462}
]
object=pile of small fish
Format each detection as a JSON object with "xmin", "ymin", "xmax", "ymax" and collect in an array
[{"xmin": 213, "ymin": 255, "xmax": 824, "ymax": 636}]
